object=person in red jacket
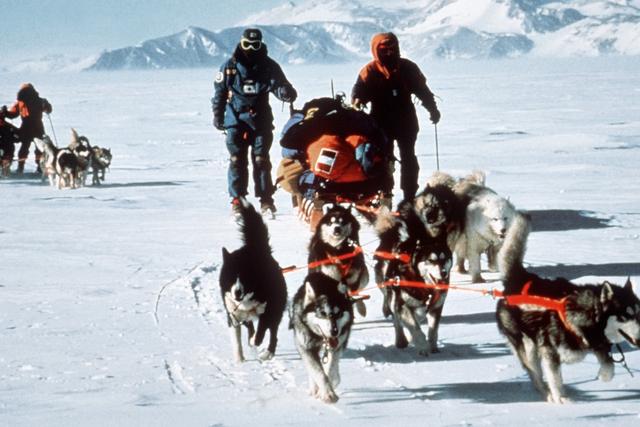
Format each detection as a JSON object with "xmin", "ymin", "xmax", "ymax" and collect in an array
[
  {"xmin": 351, "ymin": 32, "xmax": 440, "ymax": 201},
  {"xmin": 2, "ymin": 83, "xmax": 52, "ymax": 174}
]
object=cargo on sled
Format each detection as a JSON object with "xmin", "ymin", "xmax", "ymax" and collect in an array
[{"xmin": 276, "ymin": 95, "xmax": 393, "ymax": 230}]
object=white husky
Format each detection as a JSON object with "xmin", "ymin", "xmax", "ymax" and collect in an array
[{"xmin": 428, "ymin": 171, "xmax": 520, "ymax": 283}]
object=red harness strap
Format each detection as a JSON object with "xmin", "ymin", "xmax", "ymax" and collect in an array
[
  {"xmin": 502, "ymin": 281, "xmax": 583, "ymax": 341},
  {"xmin": 373, "ymin": 250, "xmax": 411, "ymax": 264},
  {"xmin": 307, "ymin": 246, "xmax": 363, "ymax": 273},
  {"xmin": 281, "ymin": 246, "xmax": 363, "ymax": 274}
]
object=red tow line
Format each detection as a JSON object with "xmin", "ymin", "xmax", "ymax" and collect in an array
[{"xmin": 281, "ymin": 246, "xmax": 363, "ymax": 274}]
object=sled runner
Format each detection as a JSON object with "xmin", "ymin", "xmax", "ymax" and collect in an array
[{"xmin": 277, "ymin": 96, "xmax": 392, "ymax": 230}]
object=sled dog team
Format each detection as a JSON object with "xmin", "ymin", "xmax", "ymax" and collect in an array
[
  {"xmin": 220, "ymin": 172, "xmax": 640, "ymax": 405},
  {"xmin": 34, "ymin": 129, "xmax": 112, "ymax": 189}
]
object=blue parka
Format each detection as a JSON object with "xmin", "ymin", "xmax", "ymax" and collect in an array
[{"xmin": 212, "ymin": 46, "xmax": 295, "ymax": 132}]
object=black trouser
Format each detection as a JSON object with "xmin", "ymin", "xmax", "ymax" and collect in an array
[
  {"xmin": 18, "ymin": 128, "xmax": 44, "ymax": 164},
  {"xmin": 393, "ymin": 134, "xmax": 419, "ymax": 200}
]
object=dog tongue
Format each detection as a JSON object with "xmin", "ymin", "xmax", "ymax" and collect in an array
[{"xmin": 328, "ymin": 337, "xmax": 339, "ymax": 348}]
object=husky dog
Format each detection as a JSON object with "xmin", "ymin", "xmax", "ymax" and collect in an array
[
  {"xmin": 413, "ymin": 182, "xmax": 463, "ymax": 240},
  {"xmin": 375, "ymin": 206, "xmax": 452, "ymax": 354},
  {"xmin": 308, "ymin": 204, "xmax": 368, "ymax": 316},
  {"xmin": 33, "ymin": 136, "xmax": 58, "ymax": 186},
  {"xmin": 219, "ymin": 198, "xmax": 287, "ymax": 362},
  {"xmin": 90, "ymin": 146, "xmax": 112, "ymax": 185},
  {"xmin": 54, "ymin": 147, "xmax": 79, "ymax": 189},
  {"xmin": 290, "ymin": 272, "xmax": 354, "ymax": 403},
  {"xmin": 69, "ymin": 128, "xmax": 93, "ymax": 187},
  {"xmin": 496, "ymin": 213, "xmax": 640, "ymax": 403},
  {"xmin": 428, "ymin": 171, "xmax": 518, "ymax": 283}
]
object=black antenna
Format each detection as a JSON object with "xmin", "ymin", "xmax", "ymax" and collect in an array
[{"xmin": 330, "ymin": 79, "xmax": 335, "ymax": 99}]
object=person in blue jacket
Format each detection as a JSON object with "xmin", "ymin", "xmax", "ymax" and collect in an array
[{"xmin": 212, "ymin": 28, "xmax": 297, "ymax": 216}]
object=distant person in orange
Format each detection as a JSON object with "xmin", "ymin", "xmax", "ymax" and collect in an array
[
  {"xmin": 351, "ymin": 32, "xmax": 440, "ymax": 201},
  {"xmin": 1, "ymin": 83, "xmax": 52, "ymax": 174}
]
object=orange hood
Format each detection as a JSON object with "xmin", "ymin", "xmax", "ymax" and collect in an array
[{"xmin": 370, "ymin": 32, "xmax": 400, "ymax": 79}]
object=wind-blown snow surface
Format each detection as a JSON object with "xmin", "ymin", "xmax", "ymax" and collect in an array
[{"xmin": 1, "ymin": 58, "xmax": 640, "ymax": 426}]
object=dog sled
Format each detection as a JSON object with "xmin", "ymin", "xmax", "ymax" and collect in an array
[{"xmin": 276, "ymin": 96, "xmax": 392, "ymax": 230}]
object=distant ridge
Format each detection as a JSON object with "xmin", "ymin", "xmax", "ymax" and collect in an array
[{"xmin": 82, "ymin": 0, "xmax": 640, "ymax": 70}]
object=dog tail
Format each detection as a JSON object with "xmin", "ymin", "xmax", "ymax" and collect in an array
[
  {"xmin": 498, "ymin": 211, "xmax": 531, "ymax": 293},
  {"xmin": 374, "ymin": 205, "xmax": 396, "ymax": 236},
  {"xmin": 425, "ymin": 170, "xmax": 457, "ymax": 189},
  {"xmin": 237, "ymin": 197, "xmax": 271, "ymax": 252}
]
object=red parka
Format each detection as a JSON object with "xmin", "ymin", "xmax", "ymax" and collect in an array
[
  {"xmin": 351, "ymin": 33, "xmax": 438, "ymax": 139},
  {"xmin": 5, "ymin": 83, "xmax": 52, "ymax": 140}
]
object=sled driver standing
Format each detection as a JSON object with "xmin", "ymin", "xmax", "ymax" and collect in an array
[
  {"xmin": 212, "ymin": 28, "xmax": 297, "ymax": 217},
  {"xmin": 351, "ymin": 32, "xmax": 440, "ymax": 201}
]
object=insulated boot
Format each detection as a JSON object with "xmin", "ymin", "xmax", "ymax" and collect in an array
[
  {"xmin": 1, "ymin": 159, "xmax": 10, "ymax": 177},
  {"xmin": 260, "ymin": 199, "xmax": 277, "ymax": 219},
  {"xmin": 231, "ymin": 197, "xmax": 242, "ymax": 217}
]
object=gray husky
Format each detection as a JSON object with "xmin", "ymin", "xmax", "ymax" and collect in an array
[
  {"xmin": 497, "ymin": 213, "xmax": 640, "ymax": 403},
  {"xmin": 290, "ymin": 272, "xmax": 354, "ymax": 403}
]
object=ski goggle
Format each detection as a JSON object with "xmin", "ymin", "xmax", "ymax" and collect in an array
[{"xmin": 240, "ymin": 38, "xmax": 262, "ymax": 51}]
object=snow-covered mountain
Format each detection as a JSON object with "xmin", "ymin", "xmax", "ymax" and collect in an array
[{"xmin": 87, "ymin": 0, "xmax": 640, "ymax": 70}]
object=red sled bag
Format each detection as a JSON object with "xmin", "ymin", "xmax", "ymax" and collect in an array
[{"xmin": 307, "ymin": 134, "xmax": 368, "ymax": 183}]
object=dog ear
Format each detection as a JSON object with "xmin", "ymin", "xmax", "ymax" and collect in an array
[
  {"xmin": 600, "ymin": 281, "xmax": 615, "ymax": 305},
  {"xmin": 222, "ymin": 247, "xmax": 230, "ymax": 262},
  {"xmin": 70, "ymin": 128, "xmax": 79, "ymax": 143},
  {"xmin": 304, "ymin": 280, "xmax": 316, "ymax": 307},
  {"xmin": 623, "ymin": 277, "xmax": 633, "ymax": 293}
]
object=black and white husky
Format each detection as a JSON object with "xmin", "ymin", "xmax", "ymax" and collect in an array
[
  {"xmin": 375, "ymin": 203, "xmax": 453, "ymax": 355},
  {"xmin": 497, "ymin": 213, "xmax": 640, "ymax": 403},
  {"xmin": 219, "ymin": 198, "xmax": 287, "ymax": 362},
  {"xmin": 308, "ymin": 204, "xmax": 368, "ymax": 316},
  {"xmin": 290, "ymin": 272, "xmax": 354, "ymax": 403},
  {"xmin": 90, "ymin": 146, "xmax": 112, "ymax": 185}
]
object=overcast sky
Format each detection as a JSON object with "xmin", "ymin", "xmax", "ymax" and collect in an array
[{"xmin": 0, "ymin": 0, "xmax": 285, "ymax": 61}]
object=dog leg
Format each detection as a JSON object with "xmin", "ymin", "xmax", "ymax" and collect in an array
[
  {"xmin": 245, "ymin": 321, "xmax": 255, "ymax": 345},
  {"xmin": 375, "ymin": 263, "xmax": 392, "ymax": 318},
  {"xmin": 298, "ymin": 347, "xmax": 338, "ymax": 403},
  {"xmin": 487, "ymin": 244, "xmax": 500, "ymax": 272},
  {"xmin": 540, "ymin": 347, "xmax": 567, "ymax": 404},
  {"xmin": 466, "ymin": 243, "xmax": 485, "ymax": 283},
  {"xmin": 259, "ymin": 325, "xmax": 278, "ymax": 361},
  {"xmin": 325, "ymin": 350, "xmax": 341, "ymax": 389},
  {"xmin": 520, "ymin": 337, "xmax": 548, "ymax": 398},
  {"xmin": 391, "ymin": 291, "xmax": 408, "ymax": 349},
  {"xmin": 426, "ymin": 300, "xmax": 446, "ymax": 353},
  {"xmin": 400, "ymin": 305, "xmax": 429, "ymax": 356},
  {"xmin": 230, "ymin": 325, "xmax": 244, "ymax": 363},
  {"xmin": 251, "ymin": 319, "xmax": 267, "ymax": 347},
  {"xmin": 594, "ymin": 347, "xmax": 614, "ymax": 382}
]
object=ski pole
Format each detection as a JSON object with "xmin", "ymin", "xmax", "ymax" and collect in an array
[
  {"xmin": 46, "ymin": 113, "xmax": 59, "ymax": 147},
  {"xmin": 434, "ymin": 123, "xmax": 440, "ymax": 171}
]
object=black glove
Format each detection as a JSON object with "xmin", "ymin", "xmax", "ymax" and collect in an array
[
  {"xmin": 213, "ymin": 115, "xmax": 225, "ymax": 131},
  {"xmin": 278, "ymin": 86, "xmax": 297, "ymax": 103},
  {"xmin": 0, "ymin": 105, "xmax": 7, "ymax": 116},
  {"xmin": 429, "ymin": 108, "xmax": 441, "ymax": 125}
]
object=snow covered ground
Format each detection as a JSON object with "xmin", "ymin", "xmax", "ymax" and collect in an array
[{"xmin": 1, "ymin": 57, "xmax": 639, "ymax": 426}]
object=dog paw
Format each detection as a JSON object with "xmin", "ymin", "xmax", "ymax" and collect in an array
[
  {"xmin": 308, "ymin": 384, "xmax": 319, "ymax": 397},
  {"xmin": 318, "ymin": 388, "xmax": 339, "ymax": 404},
  {"xmin": 598, "ymin": 363, "xmax": 614, "ymax": 382},
  {"xmin": 395, "ymin": 335, "xmax": 409, "ymax": 349},
  {"xmin": 235, "ymin": 354, "xmax": 245, "ymax": 363},
  {"xmin": 546, "ymin": 394, "xmax": 571, "ymax": 404},
  {"xmin": 258, "ymin": 350, "xmax": 274, "ymax": 361},
  {"xmin": 417, "ymin": 347, "xmax": 430, "ymax": 357}
]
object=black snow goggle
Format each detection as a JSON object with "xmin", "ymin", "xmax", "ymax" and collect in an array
[{"xmin": 240, "ymin": 38, "xmax": 262, "ymax": 51}]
